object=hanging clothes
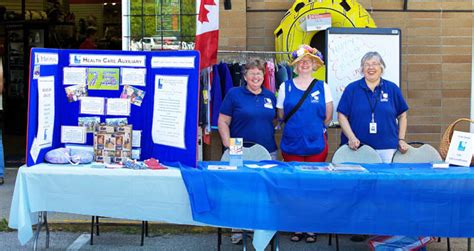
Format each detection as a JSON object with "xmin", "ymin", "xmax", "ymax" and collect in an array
[
  {"xmin": 266, "ymin": 61, "xmax": 276, "ymax": 93},
  {"xmin": 200, "ymin": 67, "xmax": 212, "ymax": 145},
  {"xmin": 275, "ymin": 63, "xmax": 289, "ymax": 90},
  {"xmin": 217, "ymin": 62, "xmax": 233, "ymax": 97},
  {"xmin": 199, "ymin": 68, "xmax": 210, "ymax": 127},
  {"xmin": 285, "ymin": 63, "xmax": 293, "ymax": 79},
  {"xmin": 228, "ymin": 63, "xmax": 243, "ymax": 87},
  {"xmin": 263, "ymin": 62, "xmax": 271, "ymax": 91},
  {"xmin": 210, "ymin": 64, "xmax": 222, "ymax": 127}
]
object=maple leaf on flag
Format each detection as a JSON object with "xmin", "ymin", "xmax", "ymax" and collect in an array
[{"xmin": 198, "ymin": 0, "xmax": 216, "ymax": 23}]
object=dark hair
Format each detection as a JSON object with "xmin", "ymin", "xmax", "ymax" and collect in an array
[{"xmin": 244, "ymin": 58, "xmax": 265, "ymax": 75}]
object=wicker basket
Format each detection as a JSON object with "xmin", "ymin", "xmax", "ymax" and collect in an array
[{"xmin": 439, "ymin": 118, "xmax": 474, "ymax": 164}]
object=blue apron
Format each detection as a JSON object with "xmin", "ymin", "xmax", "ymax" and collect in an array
[{"xmin": 281, "ymin": 79, "xmax": 326, "ymax": 155}]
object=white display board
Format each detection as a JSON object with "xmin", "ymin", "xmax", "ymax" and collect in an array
[{"xmin": 326, "ymin": 28, "xmax": 401, "ymax": 122}]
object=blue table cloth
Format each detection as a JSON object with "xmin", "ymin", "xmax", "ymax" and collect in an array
[{"xmin": 181, "ymin": 161, "xmax": 474, "ymax": 237}]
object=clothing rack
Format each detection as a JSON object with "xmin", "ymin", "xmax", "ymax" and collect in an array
[
  {"xmin": 218, "ymin": 50, "xmax": 292, "ymax": 54},
  {"xmin": 217, "ymin": 50, "xmax": 292, "ymax": 64}
]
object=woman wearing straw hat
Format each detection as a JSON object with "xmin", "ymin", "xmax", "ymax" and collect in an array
[{"xmin": 276, "ymin": 44, "xmax": 333, "ymax": 243}]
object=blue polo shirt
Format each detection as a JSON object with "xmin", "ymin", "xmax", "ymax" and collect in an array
[
  {"xmin": 219, "ymin": 86, "xmax": 278, "ymax": 152},
  {"xmin": 337, "ymin": 78, "xmax": 409, "ymax": 149}
]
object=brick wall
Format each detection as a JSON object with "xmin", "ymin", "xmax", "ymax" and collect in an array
[
  {"xmin": 218, "ymin": 1, "xmax": 247, "ymax": 50},
  {"xmin": 210, "ymin": 0, "xmax": 473, "ymax": 161}
]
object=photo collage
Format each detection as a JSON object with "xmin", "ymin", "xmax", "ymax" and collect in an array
[{"xmin": 94, "ymin": 125, "xmax": 133, "ymax": 163}]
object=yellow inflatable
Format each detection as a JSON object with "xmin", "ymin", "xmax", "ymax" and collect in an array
[{"xmin": 274, "ymin": 0, "xmax": 376, "ymax": 80}]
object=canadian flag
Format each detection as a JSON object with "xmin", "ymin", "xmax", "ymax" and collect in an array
[{"xmin": 195, "ymin": 0, "xmax": 219, "ymax": 69}]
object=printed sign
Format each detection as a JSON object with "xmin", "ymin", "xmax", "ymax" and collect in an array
[
  {"xmin": 87, "ymin": 68, "xmax": 120, "ymax": 90},
  {"xmin": 446, "ymin": 130, "xmax": 474, "ymax": 167}
]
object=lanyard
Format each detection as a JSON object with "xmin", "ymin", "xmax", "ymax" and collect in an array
[{"xmin": 364, "ymin": 85, "xmax": 379, "ymax": 123}]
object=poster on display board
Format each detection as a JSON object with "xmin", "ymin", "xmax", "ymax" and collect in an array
[
  {"xmin": 26, "ymin": 48, "xmax": 200, "ymax": 167},
  {"xmin": 325, "ymin": 28, "xmax": 401, "ymax": 122}
]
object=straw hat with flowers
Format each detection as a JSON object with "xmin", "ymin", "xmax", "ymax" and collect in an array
[{"xmin": 290, "ymin": 44, "xmax": 324, "ymax": 69}]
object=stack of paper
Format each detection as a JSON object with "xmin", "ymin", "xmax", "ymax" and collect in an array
[
  {"xmin": 207, "ymin": 165, "xmax": 237, "ymax": 171},
  {"xmin": 431, "ymin": 161, "xmax": 450, "ymax": 169},
  {"xmin": 329, "ymin": 163, "xmax": 368, "ymax": 172},
  {"xmin": 297, "ymin": 165, "xmax": 330, "ymax": 171}
]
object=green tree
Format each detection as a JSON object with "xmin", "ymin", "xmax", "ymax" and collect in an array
[{"xmin": 129, "ymin": 0, "xmax": 196, "ymax": 42}]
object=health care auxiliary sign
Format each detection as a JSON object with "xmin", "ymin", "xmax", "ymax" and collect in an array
[{"xmin": 27, "ymin": 48, "xmax": 200, "ymax": 167}]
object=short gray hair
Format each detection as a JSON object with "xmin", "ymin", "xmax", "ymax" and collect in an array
[
  {"xmin": 244, "ymin": 58, "xmax": 265, "ymax": 75},
  {"xmin": 360, "ymin": 51, "xmax": 386, "ymax": 73}
]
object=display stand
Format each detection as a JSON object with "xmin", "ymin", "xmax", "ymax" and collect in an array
[{"xmin": 26, "ymin": 48, "xmax": 200, "ymax": 167}]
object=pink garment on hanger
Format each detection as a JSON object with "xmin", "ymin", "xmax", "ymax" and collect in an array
[
  {"xmin": 266, "ymin": 61, "xmax": 276, "ymax": 93},
  {"xmin": 263, "ymin": 62, "xmax": 271, "ymax": 91}
]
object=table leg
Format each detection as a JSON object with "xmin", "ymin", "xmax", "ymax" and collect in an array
[
  {"xmin": 217, "ymin": 228, "xmax": 222, "ymax": 251},
  {"xmin": 145, "ymin": 221, "xmax": 149, "ymax": 237},
  {"xmin": 44, "ymin": 212, "xmax": 50, "ymax": 248},
  {"xmin": 140, "ymin": 221, "xmax": 145, "ymax": 246},
  {"xmin": 33, "ymin": 211, "xmax": 49, "ymax": 251},
  {"xmin": 272, "ymin": 232, "xmax": 279, "ymax": 251},
  {"xmin": 90, "ymin": 216, "xmax": 94, "ymax": 245}
]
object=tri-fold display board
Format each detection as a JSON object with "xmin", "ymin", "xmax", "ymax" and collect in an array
[{"xmin": 26, "ymin": 48, "xmax": 200, "ymax": 167}]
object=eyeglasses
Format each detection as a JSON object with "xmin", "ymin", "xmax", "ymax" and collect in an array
[
  {"xmin": 246, "ymin": 72, "xmax": 264, "ymax": 77},
  {"xmin": 298, "ymin": 60, "xmax": 313, "ymax": 65},
  {"xmin": 363, "ymin": 63, "xmax": 381, "ymax": 68}
]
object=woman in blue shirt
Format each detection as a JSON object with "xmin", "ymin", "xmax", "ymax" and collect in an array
[
  {"xmin": 218, "ymin": 58, "xmax": 278, "ymax": 159},
  {"xmin": 337, "ymin": 51, "xmax": 409, "ymax": 163},
  {"xmin": 277, "ymin": 45, "xmax": 333, "ymax": 243},
  {"xmin": 218, "ymin": 58, "xmax": 277, "ymax": 245}
]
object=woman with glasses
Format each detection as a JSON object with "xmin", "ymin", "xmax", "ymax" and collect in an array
[
  {"xmin": 276, "ymin": 44, "xmax": 334, "ymax": 243},
  {"xmin": 218, "ymin": 58, "xmax": 278, "ymax": 159},
  {"xmin": 337, "ymin": 51, "xmax": 409, "ymax": 164},
  {"xmin": 218, "ymin": 58, "xmax": 278, "ymax": 245}
]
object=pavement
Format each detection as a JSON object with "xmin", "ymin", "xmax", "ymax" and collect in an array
[{"xmin": 1, "ymin": 167, "xmax": 471, "ymax": 250}]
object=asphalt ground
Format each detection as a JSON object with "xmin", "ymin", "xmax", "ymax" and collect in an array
[{"xmin": 1, "ymin": 168, "xmax": 471, "ymax": 250}]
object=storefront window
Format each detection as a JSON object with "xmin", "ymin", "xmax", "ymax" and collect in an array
[{"xmin": 126, "ymin": 0, "xmax": 195, "ymax": 51}]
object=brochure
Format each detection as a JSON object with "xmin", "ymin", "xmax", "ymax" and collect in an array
[
  {"xmin": 245, "ymin": 164, "xmax": 277, "ymax": 169},
  {"xmin": 297, "ymin": 165, "xmax": 330, "ymax": 171},
  {"xmin": 446, "ymin": 130, "xmax": 474, "ymax": 167},
  {"xmin": 329, "ymin": 163, "xmax": 368, "ymax": 172},
  {"xmin": 229, "ymin": 138, "xmax": 243, "ymax": 155},
  {"xmin": 431, "ymin": 161, "xmax": 450, "ymax": 169},
  {"xmin": 208, "ymin": 165, "xmax": 237, "ymax": 171}
]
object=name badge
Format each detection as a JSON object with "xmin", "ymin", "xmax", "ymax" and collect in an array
[
  {"xmin": 369, "ymin": 122, "xmax": 377, "ymax": 134},
  {"xmin": 310, "ymin": 91, "xmax": 320, "ymax": 103},
  {"xmin": 380, "ymin": 92, "xmax": 389, "ymax": 102},
  {"xmin": 264, "ymin": 103, "xmax": 273, "ymax": 109},
  {"xmin": 264, "ymin": 98, "xmax": 273, "ymax": 109}
]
